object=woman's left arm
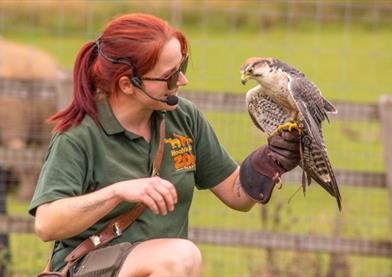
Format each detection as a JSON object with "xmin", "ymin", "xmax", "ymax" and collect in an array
[
  {"xmin": 210, "ymin": 166, "xmax": 256, "ymax": 212},
  {"xmin": 210, "ymin": 129, "xmax": 301, "ymax": 211}
]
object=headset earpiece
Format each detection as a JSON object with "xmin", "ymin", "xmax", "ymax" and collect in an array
[{"xmin": 131, "ymin": 76, "xmax": 143, "ymax": 89}]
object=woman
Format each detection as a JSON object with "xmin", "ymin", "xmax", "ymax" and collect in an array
[{"xmin": 30, "ymin": 13, "xmax": 300, "ymax": 276}]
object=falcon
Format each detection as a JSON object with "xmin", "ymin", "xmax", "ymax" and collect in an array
[{"xmin": 240, "ymin": 57, "xmax": 342, "ymax": 211}]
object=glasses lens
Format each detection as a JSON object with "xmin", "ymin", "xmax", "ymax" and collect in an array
[
  {"xmin": 167, "ymin": 55, "xmax": 188, "ymax": 90},
  {"xmin": 168, "ymin": 71, "xmax": 180, "ymax": 90},
  {"xmin": 180, "ymin": 55, "xmax": 189, "ymax": 74}
]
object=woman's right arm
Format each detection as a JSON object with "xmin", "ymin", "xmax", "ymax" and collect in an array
[{"xmin": 34, "ymin": 176, "xmax": 177, "ymax": 241}]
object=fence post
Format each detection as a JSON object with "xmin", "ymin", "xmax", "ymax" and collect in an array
[
  {"xmin": 379, "ymin": 95, "xmax": 392, "ymax": 240},
  {"xmin": 0, "ymin": 170, "xmax": 9, "ymax": 275}
]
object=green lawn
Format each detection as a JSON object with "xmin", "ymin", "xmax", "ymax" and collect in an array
[
  {"xmin": 190, "ymin": 185, "xmax": 390, "ymax": 240},
  {"xmin": 205, "ymin": 111, "xmax": 385, "ymax": 173},
  {"xmin": 2, "ymin": 22, "xmax": 392, "ymax": 276},
  {"xmin": 2, "ymin": 25, "xmax": 392, "ymax": 103},
  {"xmin": 5, "ymin": 182, "xmax": 391, "ymax": 276}
]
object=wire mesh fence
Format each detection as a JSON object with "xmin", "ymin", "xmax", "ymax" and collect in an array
[{"xmin": 0, "ymin": 1, "xmax": 391, "ymax": 276}]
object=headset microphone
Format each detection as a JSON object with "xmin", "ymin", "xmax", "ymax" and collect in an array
[
  {"xmin": 141, "ymin": 88, "xmax": 178, "ymax": 106},
  {"xmin": 166, "ymin": 95, "xmax": 179, "ymax": 106},
  {"xmin": 132, "ymin": 77, "xmax": 178, "ymax": 106}
]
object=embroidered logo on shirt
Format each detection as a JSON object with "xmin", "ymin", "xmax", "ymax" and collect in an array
[{"xmin": 164, "ymin": 133, "xmax": 195, "ymax": 171}]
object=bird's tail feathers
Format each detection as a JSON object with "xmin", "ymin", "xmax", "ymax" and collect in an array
[
  {"xmin": 323, "ymin": 98, "xmax": 338, "ymax": 114},
  {"xmin": 298, "ymin": 101, "xmax": 342, "ymax": 210}
]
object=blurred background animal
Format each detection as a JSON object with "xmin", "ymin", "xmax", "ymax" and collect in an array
[{"xmin": 0, "ymin": 37, "xmax": 65, "ymax": 199}]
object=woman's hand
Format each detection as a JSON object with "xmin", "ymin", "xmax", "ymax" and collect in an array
[
  {"xmin": 239, "ymin": 129, "xmax": 301, "ymax": 204},
  {"xmin": 266, "ymin": 129, "xmax": 301, "ymax": 172},
  {"xmin": 114, "ymin": 177, "xmax": 178, "ymax": 215},
  {"xmin": 34, "ymin": 176, "xmax": 177, "ymax": 241}
]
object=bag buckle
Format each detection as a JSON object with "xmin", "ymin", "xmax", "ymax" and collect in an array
[
  {"xmin": 152, "ymin": 167, "xmax": 159, "ymax": 177},
  {"xmin": 112, "ymin": 222, "xmax": 122, "ymax": 237},
  {"xmin": 89, "ymin": 235, "xmax": 101, "ymax": 247}
]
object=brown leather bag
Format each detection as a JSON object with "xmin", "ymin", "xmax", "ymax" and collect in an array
[{"xmin": 37, "ymin": 119, "xmax": 166, "ymax": 277}]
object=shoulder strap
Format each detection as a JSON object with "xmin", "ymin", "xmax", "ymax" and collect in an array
[
  {"xmin": 64, "ymin": 118, "xmax": 166, "ymax": 264},
  {"xmin": 152, "ymin": 118, "xmax": 166, "ymax": 177}
]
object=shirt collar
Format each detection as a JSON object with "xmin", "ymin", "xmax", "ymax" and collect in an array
[
  {"xmin": 96, "ymin": 97, "xmax": 166, "ymax": 138},
  {"xmin": 96, "ymin": 97, "xmax": 125, "ymax": 135}
]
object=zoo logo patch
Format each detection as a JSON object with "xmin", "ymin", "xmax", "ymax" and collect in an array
[{"xmin": 164, "ymin": 133, "xmax": 195, "ymax": 171}]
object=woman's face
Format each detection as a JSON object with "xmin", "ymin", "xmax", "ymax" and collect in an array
[{"xmin": 137, "ymin": 37, "xmax": 188, "ymax": 110}]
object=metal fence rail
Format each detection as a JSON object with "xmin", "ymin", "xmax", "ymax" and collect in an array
[{"xmin": 2, "ymin": 216, "xmax": 391, "ymax": 257}]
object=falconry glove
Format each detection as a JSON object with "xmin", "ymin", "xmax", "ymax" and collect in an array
[{"xmin": 240, "ymin": 129, "xmax": 301, "ymax": 204}]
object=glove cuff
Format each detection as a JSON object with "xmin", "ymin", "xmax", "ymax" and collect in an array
[{"xmin": 240, "ymin": 150, "xmax": 276, "ymax": 204}]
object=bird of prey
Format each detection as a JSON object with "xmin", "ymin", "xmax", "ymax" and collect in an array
[{"xmin": 240, "ymin": 57, "xmax": 342, "ymax": 211}]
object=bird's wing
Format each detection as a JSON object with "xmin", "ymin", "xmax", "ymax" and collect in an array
[
  {"xmin": 275, "ymin": 57, "xmax": 338, "ymax": 117},
  {"xmin": 289, "ymin": 78, "xmax": 342, "ymax": 210},
  {"xmin": 272, "ymin": 58, "xmax": 306, "ymax": 78},
  {"xmin": 246, "ymin": 86, "xmax": 291, "ymax": 135},
  {"xmin": 289, "ymin": 77, "xmax": 331, "ymax": 127}
]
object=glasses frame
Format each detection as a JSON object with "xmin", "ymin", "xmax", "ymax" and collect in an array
[{"xmin": 141, "ymin": 54, "xmax": 189, "ymax": 90}]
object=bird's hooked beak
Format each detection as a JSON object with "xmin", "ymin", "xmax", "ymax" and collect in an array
[{"xmin": 241, "ymin": 72, "xmax": 251, "ymax": 85}]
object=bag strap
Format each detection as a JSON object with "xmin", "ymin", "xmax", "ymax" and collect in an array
[
  {"xmin": 65, "ymin": 118, "xmax": 166, "ymax": 264},
  {"xmin": 39, "ymin": 118, "xmax": 166, "ymax": 275}
]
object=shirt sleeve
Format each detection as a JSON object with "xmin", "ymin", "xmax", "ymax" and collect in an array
[
  {"xmin": 29, "ymin": 133, "xmax": 88, "ymax": 216},
  {"xmin": 193, "ymin": 108, "xmax": 238, "ymax": 189}
]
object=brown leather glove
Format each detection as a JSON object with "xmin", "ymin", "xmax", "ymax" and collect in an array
[{"xmin": 240, "ymin": 129, "xmax": 301, "ymax": 204}]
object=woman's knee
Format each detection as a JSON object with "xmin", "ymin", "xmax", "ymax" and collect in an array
[
  {"xmin": 162, "ymin": 239, "xmax": 202, "ymax": 275},
  {"xmin": 118, "ymin": 239, "xmax": 202, "ymax": 276}
]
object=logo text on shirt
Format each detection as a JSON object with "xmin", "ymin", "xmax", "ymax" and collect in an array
[{"xmin": 164, "ymin": 133, "xmax": 195, "ymax": 171}]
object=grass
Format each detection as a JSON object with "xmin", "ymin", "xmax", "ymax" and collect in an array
[
  {"xmin": 205, "ymin": 111, "xmax": 385, "ymax": 173},
  {"xmin": 1, "ymin": 16, "xmax": 392, "ymax": 277},
  {"xmin": 186, "ymin": 27, "xmax": 392, "ymax": 103},
  {"xmin": 199, "ymin": 245, "xmax": 392, "ymax": 277},
  {"xmin": 2, "ymin": 25, "xmax": 392, "ymax": 103},
  {"xmin": 190, "ymin": 185, "xmax": 390, "ymax": 240},
  {"xmin": 192, "ymin": 184, "xmax": 391, "ymax": 276},
  {"xmin": 5, "ymin": 182, "xmax": 391, "ymax": 276}
]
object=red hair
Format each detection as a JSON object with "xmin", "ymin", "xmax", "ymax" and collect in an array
[{"xmin": 49, "ymin": 13, "xmax": 189, "ymax": 132}]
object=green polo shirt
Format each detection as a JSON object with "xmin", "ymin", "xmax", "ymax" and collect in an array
[{"xmin": 29, "ymin": 96, "xmax": 237, "ymax": 271}]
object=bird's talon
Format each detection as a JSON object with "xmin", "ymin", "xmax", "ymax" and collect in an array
[{"xmin": 271, "ymin": 122, "xmax": 302, "ymax": 136}]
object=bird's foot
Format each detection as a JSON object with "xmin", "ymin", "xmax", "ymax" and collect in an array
[{"xmin": 271, "ymin": 121, "xmax": 302, "ymax": 136}]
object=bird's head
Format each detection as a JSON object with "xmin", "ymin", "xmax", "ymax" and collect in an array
[{"xmin": 240, "ymin": 57, "xmax": 274, "ymax": 85}]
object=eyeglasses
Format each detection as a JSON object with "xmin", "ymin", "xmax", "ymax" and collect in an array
[{"xmin": 141, "ymin": 54, "xmax": 189, "ymax": 90}]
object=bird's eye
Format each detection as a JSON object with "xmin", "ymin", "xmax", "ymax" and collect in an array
[{"xmin": 247, "ymin": 67, "xmax": 253, "ymax": 74}]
